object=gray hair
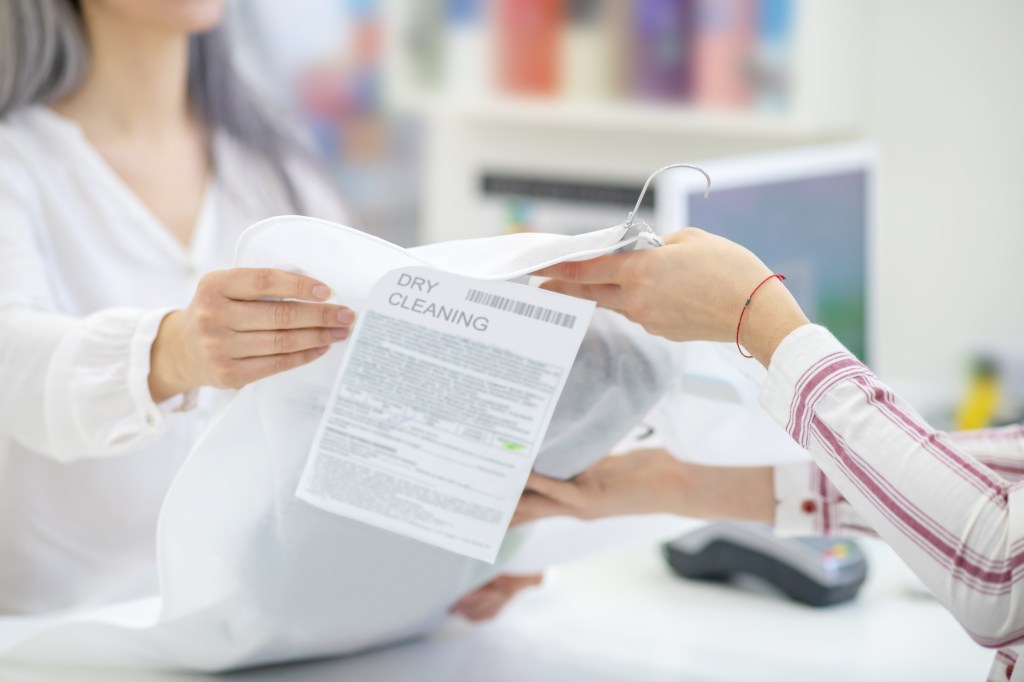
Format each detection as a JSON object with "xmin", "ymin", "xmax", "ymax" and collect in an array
[{"xmin": 0, "ymin": 0, "xmax": 308, "ymax": 211}]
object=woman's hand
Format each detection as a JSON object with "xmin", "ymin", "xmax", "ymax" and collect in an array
[
  {"xmin": 535, "ymin": 228, "xmax": 810, "ymax": 366},
  {"xmin": 513, "ymin": 449, "xmax": 777, "ymax": 526},
  {"xmin": 450, "ymin": 574, "xmax": 544, "ymax": 622},
  {"xmin": 149, "ymin": 268, "xmax": 355, "ymax": 402}
]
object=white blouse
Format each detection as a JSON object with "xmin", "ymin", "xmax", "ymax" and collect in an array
[{"xmin": 0, "ymin": 106, "xmax": 344, "ymax": 614}]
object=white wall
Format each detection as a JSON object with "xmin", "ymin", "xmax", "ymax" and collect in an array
[{"xmin": 864, "ymin": 0, "xmax": 1024, "ymax": 385}]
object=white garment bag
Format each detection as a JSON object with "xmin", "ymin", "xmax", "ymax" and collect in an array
[
  {"xmin": 0, "ymin": 218, "xmax": 806, "ymax": 671},
  {"xmin": 0, "ymin": 219, "xmax": 689, "ymax": 670}
]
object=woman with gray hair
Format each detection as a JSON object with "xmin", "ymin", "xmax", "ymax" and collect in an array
[
  {"xmin": 0, "ymin": 0, "xmax": 368, "ymax": 614},
  {"xmin": 0, "ymin": 0, "xmax": 552, "ymax": 627}
]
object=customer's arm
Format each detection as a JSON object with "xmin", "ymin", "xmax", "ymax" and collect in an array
[
  {"xmin": 514, "ymin": 449, "xmax": 776, "ymax": 526},
  {"xmin": 950, "ymin": 425, "xmax": 1024, "ymax": 478},
  {"xmin": 775, "ymin": 424, "xmax": 1024, "ymax": 538},
  {"xmin": 515, "ymin": 452, "xmax": 882, "ymax": 536},
  {"xmin": 538, "ymin": 228, "xmax": 1024, "ymax": 648},
  {"xmin": 761, "ymin": 325, "xmax": 1024, "ymax": 648}
]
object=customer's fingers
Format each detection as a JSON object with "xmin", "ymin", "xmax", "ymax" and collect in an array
[
  {"xmin": 512, "ymin": 474, "xmax": 582, "ymax": 525},
  {"xmin": 533, "ymin": 254, "xmax": 627, "ymax": 285},
  {"xmin": 226, "ymin": 327, "xmax": 350, "ymax": 358},
  {"xmin": 224, "ymin": 300, "xmax": 356, "ymax": 332},
  {"xmin": 524, "ymin": 473, "xmax": 575, "ymax": 500},
  {"xmin": 511, "ymin": 492, "xmax": 567, "ymax": 526},
  {"xmin": 538, "ymin": 280, "xmax": 625, "ymax": 310},
  {"xmin": 215, "ymin": 268, "xmax": 333, "ymax": 302}
]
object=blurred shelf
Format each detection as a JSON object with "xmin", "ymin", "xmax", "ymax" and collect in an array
[
  {"xmin": 381, "ymin": 0, "xmax": 870, "ymax": 242},
  {"xmin": 400, "ymin": 95, "xmax": 852, "ymax": 139}
]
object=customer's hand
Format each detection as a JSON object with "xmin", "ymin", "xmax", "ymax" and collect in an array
[
  {"xmin": 513, "ymin": 449, "xmax": 776, "ymax": 526},
  {"xmin": 450, "ymin": 573, "xmax": 544, "ymax": 622},
  {"xmin": 513, "ymin": 449, "xmax": 691, "ymax": 525},
  {"xmin": 149, "ymin": 268, "xmax": 355, "ymax": 401},
  {"xmin": 535, "ymin": 228, "xmax": 810, "ymax": 365}
]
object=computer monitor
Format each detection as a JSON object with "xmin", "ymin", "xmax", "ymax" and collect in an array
[{"xmin": 655, "ymin": 144, "xmax": 878, "ymax": 364}]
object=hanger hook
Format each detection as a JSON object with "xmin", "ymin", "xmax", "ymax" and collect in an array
[{"xmin": 626, "ymin": 163, "xmax": 712, "ymax": 226}]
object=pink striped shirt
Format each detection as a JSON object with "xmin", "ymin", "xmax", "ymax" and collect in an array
[{"xmin": 761, "ymin": 325, "xmax": 1024, "ymax": 682}]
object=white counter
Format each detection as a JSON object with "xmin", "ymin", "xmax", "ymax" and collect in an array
[{"xmin": 0, "ymin": 537, "xmax": 993, "ymax": 682}]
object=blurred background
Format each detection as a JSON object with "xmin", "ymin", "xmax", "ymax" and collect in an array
[
  {"xmin": 0, "ymin": 3, "xmax": 1018, "ymax": 681},
  {"xmin": 226, "ymin": 0, "xmax": 1024, "ymax": 428}
]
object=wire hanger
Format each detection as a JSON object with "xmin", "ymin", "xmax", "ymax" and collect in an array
[{"xmin": 624, "ymin": 163, "xmax": 712, "ymax": 230}]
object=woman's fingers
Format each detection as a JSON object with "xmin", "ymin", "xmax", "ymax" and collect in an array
[
  {"xmin": 453, "ymin": 591, "xmax": 506, "ymax": 622},
  {"xmin": 215, "ymin": 268, "xmax": 333, "ymax": 302},
  {"xmin": 166, "ymin": 269, "xmax": 356, "ymax": 393},
  {"xmin": 450, "ymin": 574, "xmax": 544, "ymax": 621},
  {"xmin": 492, "ymin": 574, "xmax": 544, "ymax": 591},
  {"xmin": 217, "ymin": 345, "xmax": 331, "ymax": 388},
  {"xmin": 223, "ymin": 299, "xmax": 355, "ymax": 332},
  {"xmin": 225, "ymin": 327, "xmax": 350, "ymax": 358}
]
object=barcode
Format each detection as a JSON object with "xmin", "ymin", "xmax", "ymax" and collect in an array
[{"xmin": 465, "ymin": 289, "xmax": 577, "ymax": 329}]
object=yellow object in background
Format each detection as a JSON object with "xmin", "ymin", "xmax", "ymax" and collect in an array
[{"xmin": 955, "ymin": 358, "xmax": 1001, "ymax": 431}]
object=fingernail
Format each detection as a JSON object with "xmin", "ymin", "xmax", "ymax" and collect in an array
[
  {"xmin": 312, "ymin": 284, "xmax": 331, "ymax": 301},
  {"xmin": 331, "ymin": 327, "xmax": 349, "ymax": 340},
  {"xmin": 337, "ymin": 309, "xmax": 355, "ymax": 325}
]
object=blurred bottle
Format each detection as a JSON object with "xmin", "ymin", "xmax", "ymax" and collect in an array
[
  {"xmin": 443, "ymin": 0, "xmax": 489, "ymax": 97},
  {"xmin": 752, "ymin": 0, "xmax": 793, "ymax": 112},
  {"xmin": 629, "ymin": 0, "xmax": 697, "ymax": 102},
  {"xmin": 497, "ymin": 0, "xmax": 565, "ymax": 96},
  {"xmin": 604, "ymin": 0, "xmax": 634, "ymax": 101},
  {"xmin": 693, "ymin": 0, "xmax": 756, "ymax": 109},
  {"xmin": 402, "ymin": 0, "xmax": 444, "ymax": 90},
  {"xmin": 350, "ymin": 0, "xmax": 382, "ymax": 111},
  {"xmin": 561, "ymin": 0, "xmax": 613, "ymax": 100},
  {"xmin": 956, "ymin": 357, "xmax": 1002, "ymax": 431}
]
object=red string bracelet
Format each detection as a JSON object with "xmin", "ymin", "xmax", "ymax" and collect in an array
[{"xmin": 736, "ymin": 274, "xmax": 786, "ymax": 358}]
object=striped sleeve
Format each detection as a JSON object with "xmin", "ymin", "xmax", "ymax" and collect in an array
[
  {"xmin": 952, "ymin": 425, "xmax": 1024, "ymax": 480},
  {"xmin": 760, "ymin": 324, "xmax": 1024, "ymax": 650},
  {"xmin": 773, "ymin": 460, "xmax": 876, "ymax": 537},
  {"xmin": 990, "ymin": 648, "xmax": 1019, "ymax": 682},
  {"xmin": 774, "ymin": 425, "xmax": 1024, "ymax": 538}
]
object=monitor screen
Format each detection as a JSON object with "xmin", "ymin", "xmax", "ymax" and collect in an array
[{"xmin": 657, "ymin": 145, "xmax": 875, "ymax": 363}]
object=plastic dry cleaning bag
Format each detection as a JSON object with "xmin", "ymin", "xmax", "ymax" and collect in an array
[{"xmin": 0, "ymin": 218, "xmax": 706, "ymax": 671}]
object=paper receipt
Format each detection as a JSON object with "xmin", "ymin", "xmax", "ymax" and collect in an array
[{"xmin": 296, "ymin": 266, "xmax": 595, "ymax": 562}]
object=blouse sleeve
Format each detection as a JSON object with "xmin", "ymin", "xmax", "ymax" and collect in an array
[
  {"xmin": 773, "ymin": 460, "xmax": 876, "ymax": 537},
  {"xmin": 0, "ymin": 156, "xmax": 190, "ymax": 462},
  {"xmin": 760, "ymin": 324, "xmax": 1024, "ymax": 649},
  {"xmin": 951, "ymin": 425, "xmax": 1024, "ymax": 479},
  {"xmin": 774, "ymin": 424, "xmax": 1024, "ymax": 540}
]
